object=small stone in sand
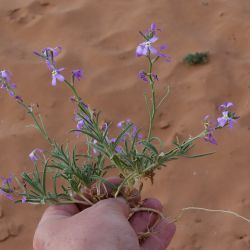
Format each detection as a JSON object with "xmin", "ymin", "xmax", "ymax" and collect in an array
[{"xmin": 219, "ymin": 12, "xmax": 225, "ymax": 17}]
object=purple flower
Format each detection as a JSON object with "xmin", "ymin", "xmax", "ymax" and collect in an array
[
  {"xmin": 0, "ymin": 84, "xmax": 7, "ymax": 89},
  {"xmin": 143, "ymin": 23, "xmax": 161, "ymax": 38},
  {"xmin": 219, "ymin": 102, "xmax": 233, "ymax": 111},
  {"xmin": 204, "ymin": 132, "xmax": 217, "ymax": 145},
  {"xmin": 21, "ymin": 196, "xmax": 27, "ymax": 204},
  {"xmin": 203, "ymin": 115, "xmax": 217, "ymax": 145},
  {"xmin": 70, "ymin": 96, "xmax": 77, "ymax": 103},
  {"xmin": 136, "ymin": 36, "xmax": 159, "ymax": 57},
  {"xmin": 72, "ymin": 69, "xmax": 83, "ymax": 81},
  {"xmin": 117, "ymin": 121, "xmax": 124, "ymax": 128},
  {"xmin": 110, "ymin": 137, "xmax": 116, "ymax": 143},
  {"xmin": 131, "ymin": 125, "xmax": 143, "ymax": 140},
  {"xmin": 137, "ymin": 133, "xmax": 143, "ymax": 140},
  {"xmin": 77, "ymin": 120, "xmax": 85, "ymax": 130},
  {"xmin": 0, "ymin": 189, "xmax": 15, "ymax": 201},
  {"xmin": 117, "ymin": 119, "xmax": 131, "ymax": 128},
  {"xmin": 46, "ymin": 60, "xmax": 54, "ymax": 71},
  {"xmin": 115, "ymin": 146, "xmax": 123, "ymax": 154},
  {"xmin": 41, "ymin": 46, "xmax": 62, "ymax": 58},
  {"xmin": 15, "ymin": 95, "xmax": 23, "ymax": 102},
  {"xmin": 9, "ymin": 83, "xmax": 16, "ymax": 89},
  {"xmin": 29, "ymin": 148, "xmax": 43, "ymax": 161},
  {"xmin": 74, "ymin": 117, "xmax": 84, "ymax": 137},
  {"xmin": 52, "ymin": 68, "xmax": 65, "ymax": 86},
  {"xmin": 0, "ymin": 70, "xmax": 12, "ymax": 82},
  {"xmin": 152, "ymin": 73, "xmax": 159, "ymax": 81},
  {"xmin": 1, "ymin": 175, "xmax": 13, "ymax": 186},
  {"xmin": 34, "ymin": 47, "xmax": 62, "ymax": 74},
  {"xmin": 148, "ymin": 23, "xmax": 161, "ymax": 36},
  {"xmin": 137, "ymin": 24, "xmax": 171, "ymax": 62},
  {"xmin": 139, "ymin": 71, "xmax": 149, "ymax": 82},
  {"xmin": 102, "ymin": 123, "xmax": 110, "ymax": 140},
  {"xmin": 0, "ymin": 175, "xmax": 14, "ymax": 201},
  {"xmin": 75, "ymin": 113, "xmax": 91, "ymax": 135},
  {"xmin": 136, "ymin": 37, "xmax": 170, "ymax": 60},
  {"xmin": 9, "ymin": 91, "xmax": 15, "ymax": 97},
  {"xmin": 132, "ymin": 126, "xmax": 139, "ymax": 137},
  {"xmin": 0, "ymin": 70, "xmax": 18, "ymax": 97},
  {"xmin": 34, "ymin": 47, "xmax": 62, "ymax": 70},
  {"xmin": 79, "ymin": 100, "xmax": 88, "ymax": 110},
  {"xmin": 217, "ymin": 111, "xmax": 236, "ymax": 128}
]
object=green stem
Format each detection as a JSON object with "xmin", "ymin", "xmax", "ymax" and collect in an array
[
  {"xmin": 147, "ymin": 55, "xmax": 156, "ymax": 142},
  {"xmin": 182, "ymin": 131, "xmax": 206, "ymax": 146},
  {"xmin": 18, "ymin": 101, "xmax": 53, "ymax": 145},
  {"xmin": 64, "ymin": 79, "xmax": 81, "ymax": 101},
  {"xmin": 114, "ymin": 173, "xmax": 137, "ymax": 198}
]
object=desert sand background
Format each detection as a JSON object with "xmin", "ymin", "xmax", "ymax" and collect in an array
[{"xmin": 0, "ymin": 0, "xmax": 250, "ymax": 249}]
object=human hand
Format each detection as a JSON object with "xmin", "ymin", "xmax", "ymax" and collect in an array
[{"xmin": 33, "ymin": 197, "xmax": 176, "ymax": 250}]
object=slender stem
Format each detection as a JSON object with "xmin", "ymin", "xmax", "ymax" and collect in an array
[
  {"xmin": 77, "ymin": 193, "xmax": 94, "ymax": 205},
  {"xmin": 147, "ymin": 55, "xmax": 156, "ymax": 142},
  {"xmin": 64, "ymin": 79, "xmax": 81, "ymax": 101},
  {"xmin": 18, "ymin": 101, "xmax": 53, "ymax": 145},
  {"xmin": 180, "ymin": 132, "xmax": 205, "ymax": 146},
  {"xmin": 56, "ymin": 199, "xmax": 91, "ymax": 205},
  {"xmin": 156, "ymin": 86, "xmax": 170, "ymax": 109},
  {"xmin": 86, "ymin": 136, "xmax": 91, "ymax": 159},
  {"xmin": 114, "ymin": 173, "xmax": 137, "ymax": 198}
]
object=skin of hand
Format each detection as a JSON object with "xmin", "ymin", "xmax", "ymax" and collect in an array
[{"xmin": 33, "ymin": 197, "xmax": 176, "ymax": 250}]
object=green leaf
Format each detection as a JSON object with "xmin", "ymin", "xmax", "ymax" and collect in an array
[
  {"xmin": 114, "ymin": 123, "xmax": 133, "ymax": 148},
  {"xmin": 183, "ymin": 151, "xmax": 215, "ymax": 158},
  {"xmin": 42, "ymin": 160, "xmax": 49, "ymax": 195},
  {"xmin": 141, "ymin": 141, "xmax": 158, "ymax": 155}
]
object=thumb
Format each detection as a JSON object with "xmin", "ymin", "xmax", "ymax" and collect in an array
[
  {"xmin": 89, "ymin": 197, "xmax": 130, "ymax": 218},
  {"xmin": 38, "ymin": 204, "xmax": 80, "ymax": 226}
]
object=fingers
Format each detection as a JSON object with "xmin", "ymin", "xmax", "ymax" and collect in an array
[
  {"xmin": 129, "ymin": 198, "xmax": 176, "ymax": 250},
  {"xmin": 129, "ymin": 198, "xmax": 163, "ymax": 234},
  {"xmin": 38, "ymin": 196, "xmax": 129, "ymax": 228},
  {"xmin": 140, "ymin": 220, "xmax": 176, "ymax": 250},
  {"xmin": 38, "ymin": 204, "xmax": 80, "ymax": 226}
]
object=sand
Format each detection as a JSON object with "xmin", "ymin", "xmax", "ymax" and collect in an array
[{"xmin": 0, "ymin": 0, "xmax": 250, "ymax": 249}]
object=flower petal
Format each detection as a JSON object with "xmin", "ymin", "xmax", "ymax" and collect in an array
[
  {"xmin": 149, "ymin": 46, "xmax": 158, "ymax": 55},
  {"xmin": 217, "ymin": 117, "xmax": 227, "ymax": 127},
  {"xmin": 136, "ymin": 45, "xmax": 145, "ymax": 56},
  {"xmin": 160, "ymin": 44, "xmax": 168, "ymax": 50},
  {"xmin": 52, "ymin": 76, "xmax": 57, "ymax": 86},
  {"xmin": 149, "ymin": 36, "xmax": 158, "ymax": 43},
  {"xmin": 56, "ymin": 74, "xmax": 65, "ymax": 82}
]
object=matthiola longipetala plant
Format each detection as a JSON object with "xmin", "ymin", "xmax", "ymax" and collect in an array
[{"xmin": 0, "ymin": 24, "xmax": 244, "ymax": 224}]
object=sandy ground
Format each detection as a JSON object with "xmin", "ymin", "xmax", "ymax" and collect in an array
[{"xmin": 0, "ymin": 0, "xmax": 250, "ymax": 249}]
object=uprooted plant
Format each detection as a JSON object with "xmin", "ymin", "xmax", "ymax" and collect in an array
[{"xmin": 1, "ymin": 24, "xmax": 248, "ymax": 236}]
